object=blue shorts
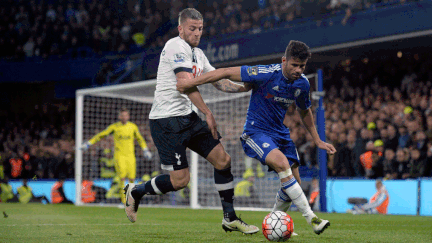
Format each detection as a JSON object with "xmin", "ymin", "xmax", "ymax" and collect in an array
[{"xmin": 240, "ymin": 131, "xmax": 299, "ymax": 167}]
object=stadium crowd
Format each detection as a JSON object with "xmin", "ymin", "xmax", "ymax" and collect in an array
[
  {"xmin": 0, "ymin": 0, "xmax": 430, "ymax": 182},
  {"xmin": 2, "ymin": 51, "xmax": 432, "ymax": 181},
  {"xmin": 0, "ymin": 0, "xmax": 416, "ymax": 61},
  {"xmin": 0, "ymin": 102, "xmax": 75, "ymax": 180}
]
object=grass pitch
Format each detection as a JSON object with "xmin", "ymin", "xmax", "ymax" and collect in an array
[{"xmin": 0, "ymin": 203, "xmax": 431, "ymax": 243}]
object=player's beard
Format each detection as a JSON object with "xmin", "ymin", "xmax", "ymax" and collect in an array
[{"xmin": 186, "ymin": 36, "xmax": 200, "ymax": 47}]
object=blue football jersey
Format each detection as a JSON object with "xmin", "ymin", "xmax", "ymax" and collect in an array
[{"xmin": 240, "ymin": 64, "xmax": 311, "ymax": 137}]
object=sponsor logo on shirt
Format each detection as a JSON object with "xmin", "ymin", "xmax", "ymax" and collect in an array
[
  {"xmin": 274, "ymin": 97, "xmax": 294, "ymax": 105},
  {"xmin": 265, "ymin": 93, "xmax": 294, "ymax": 105}
]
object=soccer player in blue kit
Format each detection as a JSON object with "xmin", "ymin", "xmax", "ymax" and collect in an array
[{"xmin": 177, "ymin": 40, "xmax": 336, "ymax": 235}]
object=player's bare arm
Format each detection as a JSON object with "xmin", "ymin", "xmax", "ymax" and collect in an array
[
  {"xmin": 176, "ymin": 71, "xmax": 218, "ymax": 139},
  {"xmin": 177, "ymin": 67, "xmax": 242, "ymax": 92},
  {"xmin": 298, "ymin": 108, "xmax": 336, "ymax": 154},
  {"xmin": 212, "ymin": 79, "xmax": 251, "ymax": 93}
]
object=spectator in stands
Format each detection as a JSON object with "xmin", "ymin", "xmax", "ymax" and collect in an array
[
  {"xmin": 385, "ymin": 125, "xmax": 399, "ymax": 151},
  {"xmin": 407, "ymin": 148, "xmax": 428, "ymax": 178},
  {"xmin": 332, "ymin": 132, "xmax": 355, "ymax": 177},
  {"xmin": 360, "ymin": 141, "xmax": 375, "ymax": 178},
  {"xmin": 394, "ymin": 148, "xmax": 410, "ymax": 179},
  {"xmin": 383, "ymin": 149, "xmax": 397, "ymax": 179}
]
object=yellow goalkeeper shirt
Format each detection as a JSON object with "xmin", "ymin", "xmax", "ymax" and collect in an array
[{"xmin": 88, "ymin": 122, "xmax": 148, "ymax": 158}]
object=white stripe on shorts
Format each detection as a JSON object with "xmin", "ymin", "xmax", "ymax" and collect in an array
[
  {"xmin": 161, "ymin": 164, "xmax": 174, "ymax": 171},
  {"xmin": 242, "ymin": 134, "xmax": 264, "ymax": 158}
]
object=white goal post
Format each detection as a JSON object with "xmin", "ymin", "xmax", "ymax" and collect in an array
[{"xmin": 75, "ymin": 73, "xmax": 319, "ymax": 210}]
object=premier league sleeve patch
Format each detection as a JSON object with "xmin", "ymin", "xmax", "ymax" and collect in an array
[
  {"xmin": 247, "ymin": 66, "xmax": 258, "ymax": 76},
  {"xmin": 173, "ymin": 53, "xmax": 186, "ymax": 63}
]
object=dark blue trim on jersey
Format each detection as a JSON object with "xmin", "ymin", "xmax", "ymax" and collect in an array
[{"xmin": 174, "ymin": 67, "xmax": 192, "ymax": 74}]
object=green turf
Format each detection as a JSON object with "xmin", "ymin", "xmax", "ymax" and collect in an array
[{"xmin": 0, "ymin": 204, "xmax": 431, "ymax": 243}]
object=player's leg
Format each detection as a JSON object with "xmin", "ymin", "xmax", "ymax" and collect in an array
[
  {"xmin": 203, "ymin": 143, "xmax": 259, "ymax": 234},
  {"xmin": 187, "ymin": 114, "xmax": 258, "ymax": 235},
  {"xmin": 115, "ymin": 156, "xmax": 127, "ymax": 204},
  {"xmin": 265, "ymin": 149, "xmax": 330, "ymax": 235},
  {"xmin": 127, "ymin": 156, "xmax": 137, "ymax": 184},
  {"xmin": 124, "ymin": 116, "xmax": 190, "ymax": 223},
  {"xmin": 272, "ymin": 164, "xmax": 300, "ymax": 212}
]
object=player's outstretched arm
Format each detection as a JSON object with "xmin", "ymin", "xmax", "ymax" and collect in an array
[
  {"xmin": 212, "ymin": 79, "xmax": 252, "ymax": 93},
  {"xmin": 81, "ymin": 125, "xmax": 115, "ymax": 150},
  {"xmin": 176, "ymin": 67, "xmax": 242, "ymax": 93},
  {"xmin": 177, "ymin": 71, "xmax": 219, "ymax": 139},
  {"xmin": 298, "ymin": 108, "xmax": 336, "ymax": 154}
]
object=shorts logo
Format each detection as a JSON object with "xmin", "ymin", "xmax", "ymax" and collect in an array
[
  {"xmin": 273, "ymin": 86, "xmax": 279, "ymax": 91},
  {"xmin": 174, "ymin": 53, "xmax": 185, "ymax": 63},
  {"xmin": 247, "ymin": 66, "xmax": 258, "ymax": 76},
  {"xmin": 262, "ymin": 143, "xmax": 270, "ymax": 148},
  {"xmin": 294, "ymin": 89, "xmax": 301, "ymax": 97},
  {"xmin": 175, "ymin": 153, "xmax": 181, "ymax": 165}
]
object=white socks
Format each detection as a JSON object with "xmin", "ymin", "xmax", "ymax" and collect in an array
[
  {"xmin": 272, "ymin": 188, "xmax": 292, "ymax": 212},
  {"xmin": 281, "ymin": 177, "xmax": 315, "ymax": 223}
]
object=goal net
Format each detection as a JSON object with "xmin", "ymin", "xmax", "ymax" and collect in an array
[{"xmin": 75, "ymin": 73, "xmax": 318, "ymax": 210}]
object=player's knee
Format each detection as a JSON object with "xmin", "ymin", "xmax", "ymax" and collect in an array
[
  {"xmin": 271, "ymin": 159, "xmax": 291, "ymax": 174},
  {"xmin": 216, "ymin": 152, "xmax": 231, "ymax": 170}
]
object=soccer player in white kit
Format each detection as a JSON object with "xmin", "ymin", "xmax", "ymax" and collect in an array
[{"xmin": 124, "ymin": 8, "xmax": 259, "ymax": 234}]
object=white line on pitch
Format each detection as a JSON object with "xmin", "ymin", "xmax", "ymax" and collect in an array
[{"xmin": 3, "ymin": 223, "xmax": 161, "ymax": 227}]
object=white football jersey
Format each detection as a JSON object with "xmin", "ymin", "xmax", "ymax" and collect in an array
[{"xmin": 149, "ymin": 36, "xmax": 215, "ymax": 119}]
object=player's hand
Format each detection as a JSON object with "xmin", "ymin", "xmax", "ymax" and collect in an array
[
  {"xmin": 316, "ymin": 141, "xmax": 336, "ymax": 154},
  {"xmin": 176, "ymin": 78, "xmax": 192, "ymax": 93},
  {"xmin": 80, "ymin": 141, "xmax": 91, "ymax": 151},
  {"xmin": 206, "ymin": 113, "xmax": 219, "ymax": 140},
  {"xmin": 143, "ymin": 149, "xmax": 153, "ymax": 160}
]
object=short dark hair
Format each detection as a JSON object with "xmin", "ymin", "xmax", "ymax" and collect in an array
[
  {"xmin": 285, "ymin": 40, "xmax": 311, "ymax": 61},
  {"xmin": 178, "ymin": 8, "xmax": 203, "ymax": 25},
  {"xmin": 119, "ymin": 107, "xmax": 129, "ymax": 114}
]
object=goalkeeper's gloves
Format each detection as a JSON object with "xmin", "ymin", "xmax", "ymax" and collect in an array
[
  {"xmin": 81, "ymin": 141, "xmax": 91, "ymax": 151},
  {"xmin": 143, "ymin": 148, "xmax": 153, "ymax": 160}
]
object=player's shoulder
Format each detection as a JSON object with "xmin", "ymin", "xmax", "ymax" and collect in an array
[
  {"xmin": 128, "ymin": 122, "xmax": 139, "ymax": 128},
  {"xmin": 164, "ymin": 36, "xmax": 192, "ymax": 53},
  {"xmin": 110, "ymin": 122, "xmax": 121, "ymax": 128}
]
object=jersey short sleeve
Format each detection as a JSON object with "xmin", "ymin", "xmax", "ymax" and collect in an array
[
  {"xmin": 295, "ymin": 78, "xmax": 312, "ymax": 110},
  {"xmin": 240, "ymin": 65, "xmax": 276, "ymax": 85},
  {"xmin": 165, "ymin": 40, "xmax": 193, "ymax": 74},
  {"xmin": 202, "ymin": 54, "xmax": 215, "ymax": 74}
]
